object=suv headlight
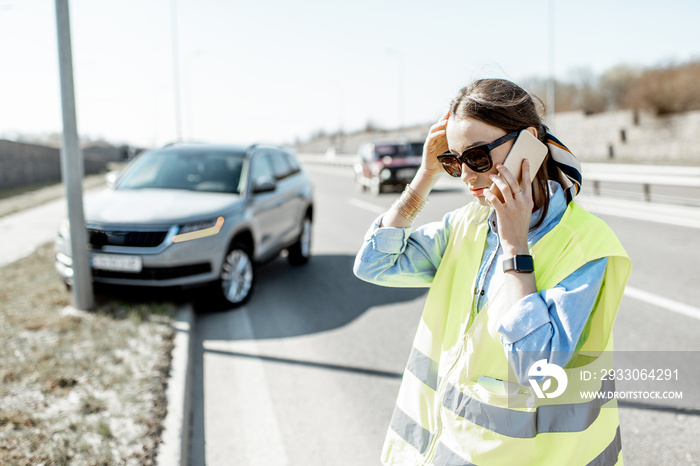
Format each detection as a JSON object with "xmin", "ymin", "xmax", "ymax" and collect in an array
[{"xmin": 173, "ymin": 217, "xmax": 224, "ymax": 243}]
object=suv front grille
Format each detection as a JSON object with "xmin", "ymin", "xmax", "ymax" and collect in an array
[{"xmin": 88, "ymin": 228, "xmax": 169, "ymax": 249}]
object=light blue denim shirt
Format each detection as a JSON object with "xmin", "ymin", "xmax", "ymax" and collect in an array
[{"xmin": 354, "ymin": 182, "xmax": 608, "ymax": 383}]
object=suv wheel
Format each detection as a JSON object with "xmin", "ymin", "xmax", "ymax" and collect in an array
[
  {"xmin": 288, "ymin": 215, "xmax": 312, "ymax": 265},
  {"xmin": 219, "ymin": 243, "xmax": 255, "ymax": 306}
]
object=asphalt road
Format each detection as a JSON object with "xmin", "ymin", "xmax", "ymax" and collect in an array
[{"xmin": 188, "ymin": 165, "xmax": 700, "ymax": 466}]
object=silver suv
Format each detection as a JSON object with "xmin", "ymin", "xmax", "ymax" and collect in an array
[{"xmin": 55, "ymin": 143, "xmax": 314, "ymax": 307}]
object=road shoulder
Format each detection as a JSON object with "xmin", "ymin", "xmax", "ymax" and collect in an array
[{"xmin": 157, "ymin": 304, "xmax": 196, "ymax": 465}]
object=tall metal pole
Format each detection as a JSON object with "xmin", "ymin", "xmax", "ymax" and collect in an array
[
  {"xmin": 546, "ymin": 0, "xmax": 556, "ymax": 131},
  {"xmin": 331, "ymin": 79, "xmax": 344, "ymax": 153},
  {"xmin": 329, "ymin": 79, "xmax": 344, "ymax": 134},
  {"xmin": 185, "ymin": 50, "xmax": 202, "ymax": 141},
  {"xmin": 55, "ymin": 0, "xmax": 94, "ymax": 310},
  {"xmin": 396, "ymin": 52, "xmax": 406, "ymax": 134},
  {"xmin": 171, "ymin": 0, "xmax": 183, "ymax": 142},
  {"xmin": 398, "ymin": 53, "xmax": 405, "ymax": 136},
  {"xmin": 387, "ymin": 49, "xmax": 405, "ymax": 136}
]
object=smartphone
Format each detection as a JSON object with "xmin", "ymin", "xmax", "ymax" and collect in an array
[{"xmin": 489, "ymin": 130, "xmax": 548, "ymax": 201}]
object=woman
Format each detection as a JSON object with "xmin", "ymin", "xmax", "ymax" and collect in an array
[{"xmin": 354, "ymin": 79, "xmax": 631, "ymax": 465}]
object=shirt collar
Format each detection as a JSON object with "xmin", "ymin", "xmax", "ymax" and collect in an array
[{"xmin": 527, "ymin": 180, "xmax": 567, "ymax": 242}]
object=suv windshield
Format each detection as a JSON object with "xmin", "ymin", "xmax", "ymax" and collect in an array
[{"xmin": 117, "ymin": 148, "xmax": 246, "ymax": 194}]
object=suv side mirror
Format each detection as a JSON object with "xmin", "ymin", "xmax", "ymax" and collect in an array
[{"xmin": 252, "ymin": 176, "xmax": 277, "ymax": 194}]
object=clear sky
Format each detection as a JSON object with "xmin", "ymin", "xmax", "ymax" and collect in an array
[{"xmin": 1, "ymin": 0, "xmax": 699, "ymax": 149}]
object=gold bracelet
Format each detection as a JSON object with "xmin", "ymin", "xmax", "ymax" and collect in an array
[{"xmin": 391, "ymin": 184, "xmax": 428, "ymax": 223}]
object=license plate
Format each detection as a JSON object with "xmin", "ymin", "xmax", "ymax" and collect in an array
[
  {"xmin": 91, "ymin": 253, "xmax": 143, "ymax": 273},
  {"xmin": 396, "ymin": 168, "xmax": 417, "ymax": 179}
]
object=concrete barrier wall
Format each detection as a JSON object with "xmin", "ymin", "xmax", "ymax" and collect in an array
[
  {"xmin": 554, "ymin": 109, "xmax": 700, "ymax": 164},
  {"xmin": 0, "ymin": 139, "xmax": 119, "ymax": 190}
]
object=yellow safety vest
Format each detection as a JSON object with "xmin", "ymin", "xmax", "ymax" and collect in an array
[{"xmin": 382, "ymin": 201, "xmax": 632, "ymax": 466}]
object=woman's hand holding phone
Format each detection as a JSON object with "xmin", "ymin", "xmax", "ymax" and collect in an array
[
  {"xmin": 488, "ymin": 130, "xmax": 547, "ymax": 203},
  {"xmin": 485, "ymin": 161, "xmax": 534, "ymax": 256},
  {"xmin": 485, "ymin": 130, "xmax": 545, "ymax": 255}
]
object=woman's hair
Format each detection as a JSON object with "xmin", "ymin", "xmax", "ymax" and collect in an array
[{"xmin": 449, "ymin": 78, "xmax": 560, "ymax": 230}]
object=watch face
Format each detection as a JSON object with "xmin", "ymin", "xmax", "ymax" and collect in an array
[{"xmin": 515, "ymin": 255, "xmax": 534, "ymax": 272}]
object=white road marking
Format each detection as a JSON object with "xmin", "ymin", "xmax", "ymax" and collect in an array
[
  {"xmin": 347, "ymin": 198, "xmax": 386, "ymax": 215},
  {"xmin": 203, "ymin": 308, "xmax": 289, "ymax": 466},
  {"xmin": 624, "ymin": 286, "xmax": 700, "ymax": 321}
]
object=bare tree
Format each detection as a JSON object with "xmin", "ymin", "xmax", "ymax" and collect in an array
[
  {"xmin": 627, "ymin": 60, "xmax": 700, "ymax": 115},
  {"xmin": 599, "ymin": 64, "xmax": 641, "ymax": 110}
]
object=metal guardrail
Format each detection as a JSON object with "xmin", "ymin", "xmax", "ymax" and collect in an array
[
  {"xmin": 298, "ymin": 154, "xmax": 700, "ymax": 202},
  {"xmin": 582, "ymin": 163, "xmax": 700, "ymax": 201}
]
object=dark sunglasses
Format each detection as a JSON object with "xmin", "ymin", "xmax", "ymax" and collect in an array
[{"xmin": 437, "ymin": 130, "xmax": 520, "ymax": 177}]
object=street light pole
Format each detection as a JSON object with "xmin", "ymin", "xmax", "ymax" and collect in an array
[
  {"xmin": 171, "ymin": 0, "xmax": 183, "ymax": 142},
  {"xmin": 329, "ymin": 79, "xmax": 344, "ymax": 132},
  {"xmin": 546, "ymin": 0, "xmax": 556, "ymax": 131},
  {"xmin": 55, "ymin": 0, "xmax": 94, "ymax": 310},
  {"xmin": 386, "ymin": 49, "xmax": 405, "ymax": 136},
  {"xmin": 185, "ymin": 50, "xmax": 203, "ymax": 141},
  {"xmin": 330, "ymin": 79, "xmax": 345, "ymax": 153}
]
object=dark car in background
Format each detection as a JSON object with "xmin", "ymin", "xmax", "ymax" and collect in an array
[
  {"xmin": 55, "ymin": 143, "xmax": 314, "ymax": 307},
  {"xmin": 353, "ymin": 140, "xmax": 422, "ymax": 195},
  {"xmin": 409, "ymin": 141, "xmax": 424, "ymax": 159}
]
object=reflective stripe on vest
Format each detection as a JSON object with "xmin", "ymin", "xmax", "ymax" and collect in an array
[
  {"xmin": 402, "ymin": 345, "xmax": 618, "ymax": 438},
  {"xmin": 589, "ymin": 426, "xmax": 622, "ymax": 466},
  {"xmin": 391, "ymin": 414, "xmax": 622, "ymax": 466},
  {"xmin": 406, "ymin": 346, "xmax": 439, "ymax": 391},
  {"xmin": 389, "ymin": 406, "xmax": 432, "ymax": 455},
  {"xmin": 442, "ymin": 377, "xmax": 616, "ymax": 438},
  {"xmin": 432, "ymin": 442, "xmax": 476, "ymax": 466}
]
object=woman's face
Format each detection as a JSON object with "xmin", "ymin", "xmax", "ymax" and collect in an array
[{"xmin": 445, "ymin": 116, "xmax": 516, "ymax": 206}]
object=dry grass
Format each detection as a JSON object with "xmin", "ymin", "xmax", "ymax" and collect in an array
[
  {"xmin": 0, "ymin": 242, "xmax": 177, "ymax": 465},
  {"xmin": 628, "ymin": 61, "xmax": 700, "ymax": 115}
]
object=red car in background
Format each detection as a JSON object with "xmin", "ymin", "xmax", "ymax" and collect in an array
[{"xmin": 354, "ymin": 140, "xmax": 423, "ymax": 195}]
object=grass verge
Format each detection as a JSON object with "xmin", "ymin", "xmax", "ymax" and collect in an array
[{"xmin": 0, "ymin": 242, "xmax": 177, "ymax": 465}]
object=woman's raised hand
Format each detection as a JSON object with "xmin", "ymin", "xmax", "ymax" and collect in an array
[
  {"xmin": 421, "ymin": 110, "xmax": 450, "ymax": 178},
  {"xmin": 382, "ymin": 111, "xmax": 449, "ymax": 228}
]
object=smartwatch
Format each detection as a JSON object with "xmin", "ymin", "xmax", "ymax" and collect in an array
[{"xmin": 502, "ymin": 255, "xmax": 534, "ymax": 273}]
